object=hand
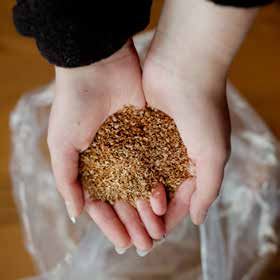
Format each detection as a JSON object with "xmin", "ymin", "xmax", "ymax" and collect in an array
[
  {"xmin": 47, "ymin": 40, "xmax": 166, "ymax": 253},
  {"xmin": 139, "ymin": 0, "xmax": 257, "ymax": 233},
  {"xmin": 142, "ymin": 52, "xmax": 231, "ymax": 231}
]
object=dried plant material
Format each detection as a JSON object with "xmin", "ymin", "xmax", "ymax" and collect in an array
[{"xmin": 79, "ymin": 106, "xmax": 194, "ymax": 206}]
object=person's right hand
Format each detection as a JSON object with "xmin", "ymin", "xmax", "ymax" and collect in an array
[{"xmin": 47, "ymin": 40, "xmax": 166, "ymax": 255}]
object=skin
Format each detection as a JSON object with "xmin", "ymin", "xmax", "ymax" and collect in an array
[
  {"xmin": 48, "ymin": 0, "xmax": 259, "ymax": 253},
  {"xmin": 143, "ymin": 0, "xmax": 258, "ymax": 229},
  {"xmin": 48, "ymin": 40, "xmax": 166, "ymax": 251}
]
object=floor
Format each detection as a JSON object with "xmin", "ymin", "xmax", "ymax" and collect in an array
[{"xmin": 0, "ymin": 1, "xmax": 279, "ymax": 279}]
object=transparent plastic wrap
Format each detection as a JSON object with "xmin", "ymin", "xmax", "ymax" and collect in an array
[{"xmin": 10, "ymin": 32, "xmax": 280, "ymax": 280}]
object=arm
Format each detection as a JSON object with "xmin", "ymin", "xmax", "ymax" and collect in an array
[
  {"xmin": 143, "ymin": 0, "xmax": 269, "ymax": 229},
  {"xmin": 146, "ymin": 0, "xmax": 259, "ymax": 84},
  {"xmin": 13, "ymin": 1, "xmax": 167, "ymax": 254}
]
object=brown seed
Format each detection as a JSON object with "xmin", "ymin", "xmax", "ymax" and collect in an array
[{"xmin": 79, "ymin": 105, "xmax": 195, "ymax": 207}]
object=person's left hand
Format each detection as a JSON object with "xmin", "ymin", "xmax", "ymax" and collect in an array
[{"xmin": 142, "ymin": 47, "xmax": 231, "ymax": 232}]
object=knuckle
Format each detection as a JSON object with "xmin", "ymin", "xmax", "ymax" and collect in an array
[
  {"xmin": 104, "ymin": 211, "xmax": 119, "ymax": 224},
  {"xmin": 153, "ymin": 228, "xmax": 165, "ymax": 240}
]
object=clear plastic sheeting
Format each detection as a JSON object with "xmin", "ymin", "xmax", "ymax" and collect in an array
[{"xmin": 10, "ymin": 32, "xmax": 280, "ymax": 280}]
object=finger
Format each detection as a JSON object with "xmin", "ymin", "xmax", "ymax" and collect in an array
[
  {"xmin": 150, "ymin": 183, "xmax": 167, "ymax": 216},
  {"xmin": 136, "ymin": 199, "xmax": 165, "ymax": 240},
  {"xmin": 48, "ymin": 141, "xmax": 84, "ymax": 222},
  {"xmin": 114, "ymin": 201, "xmax": 153, "ymax": 252},
  {"xmin": 164, "ymin": 178, "xmax": 196, "ymax": 233},
  {"xmin": 190, "ymin": 158, "xmax": 225, "ymax": 225},
  {"xmin": 85, "ymin": 199, "xmax": 131, "ymax": 249}
]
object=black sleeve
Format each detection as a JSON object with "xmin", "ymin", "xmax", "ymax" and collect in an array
[
  {"xmin": 13, "ymin": 0, "xmax": 152, "ymax": 68},
  {"xmin": 13, "ymin": 0, "xmax": 273, "ymax": 68},
  {"xmin": 209, "ymin": 0, "xmax": 274, "ymax": 7}
]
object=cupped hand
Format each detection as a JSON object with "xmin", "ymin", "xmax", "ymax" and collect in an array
[
  {"xmin": 143, "ymin": 51, "xmax": 231, "ymax": 232},
  {"xmin": 139, "ymin": 0, "xmax": 256, "ymax": 235},
  {"xmin": 47, "ymin": 40, "xmax": 166, "ymax": 253}
]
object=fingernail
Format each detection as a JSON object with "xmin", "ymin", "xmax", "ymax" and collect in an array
[
  {"xmin": 196, "ymin": 210, "xmax": 208, "ymax": 225},
  {"xmin": 157, "ymin": 234, "xmax": 166, "ymax": 242},
  {"xmin": 153, "ymin": 234, "xmax": 166, "ymax": 246},
  {"xmin": 65, "ymin": 201, "xmax": 77, "ymax": 224},
  {"xmin": 136, "ymin": 248, "xmax": 151, "ymax": 257},
  {"xmin": 115, "ymin": 247, "xmax": 128, "ymax": 255}
]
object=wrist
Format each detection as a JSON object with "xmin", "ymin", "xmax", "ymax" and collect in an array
[
  {"xmin": 146, "ymin": 29, "xmax": 229, "ymax": 83},
  {"xmin": 55, "ymin": 39, "xmax": 141, "ymax": 87},
  {"xmin": 147, "ymin": 0, "xmax": 258, "ymax": 84},
  {"xmin": 55, "ymin": 39, "xmax": 136, "ymax": 74},
  {"xmin": 55, "ymin": 38, "xmax": 144, "ymax": 105},
  {"xmin": 143, "ymin": 57, "xmax": 227, "ymax": 107}
]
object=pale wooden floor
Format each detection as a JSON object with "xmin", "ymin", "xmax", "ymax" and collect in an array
[{"xmin": 0, "ymin": 1, "xmax": 280, "ymax": 279}]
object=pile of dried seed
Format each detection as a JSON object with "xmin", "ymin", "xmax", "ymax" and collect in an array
[{"xmin": 79, "ymin": 105, "xmax": 194, "ymax": 206}]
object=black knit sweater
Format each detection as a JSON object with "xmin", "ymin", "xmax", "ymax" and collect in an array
[{"xmin": 13, "ymin": 0, "xmax": 273, "ymax": 68}]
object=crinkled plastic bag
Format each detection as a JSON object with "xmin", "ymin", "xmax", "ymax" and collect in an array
[{"xmin": 10, "ymin": 32, "xmax": 280, "ymax": 280}]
